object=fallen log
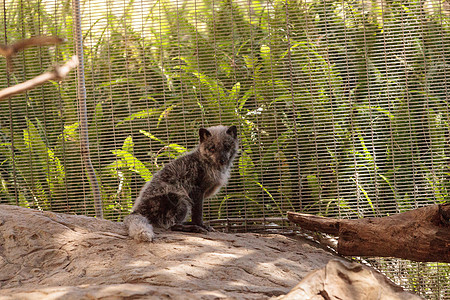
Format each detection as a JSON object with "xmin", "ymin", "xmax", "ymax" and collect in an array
[
  {"xmin": 0, "ymin": 205, "xmax": 350, "ymax": 299},
  {"xmin": 287, "ymin": 203, "xmax": 450, "ymax": 262}
]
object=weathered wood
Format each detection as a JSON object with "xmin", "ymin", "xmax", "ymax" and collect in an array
[
  {"xmin": 288, "ymin": 203, "xmax": 450, "ymax": 262},
  {"xmin": 287, "ymin": 212, "xmax": 340, "ymax": 235},
  {"xmin": 0, "ymin": 56, "xmax": 78, "ymax": 100},
  {"xmin": 0, "ymin": 204, "xmax": 350, "ymax": 299},
  {"xmin": 280, "ymin": 260, "xmax": 421, "ymax": 300}
]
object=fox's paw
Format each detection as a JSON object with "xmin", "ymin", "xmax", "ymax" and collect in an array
[
  {"xmin": 171, "ymin": 224, "xmax": 208, "ymax": 233},
  {"xmin": 201, "ymin": 224, "xmax": 215, "ymax": 232}
]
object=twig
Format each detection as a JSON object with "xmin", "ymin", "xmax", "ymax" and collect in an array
[
  {"xmin": 0, "ymin": 55, "xmax": 78, "ymax": 100},
  {"xmin": 0, "ymin": 36, "xmax": 64, "ymax": 71}
]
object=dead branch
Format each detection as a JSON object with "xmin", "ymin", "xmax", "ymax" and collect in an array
[
  {"xmin": 0, "ymin": 55, "xmax": 78, "ymax": 100},
  {"xmin": 0, "ymin": 36, "xmax": 64, "ymax": 71},
  {"xmin": 288, "ymin": 203, "xmax": 450, "ymax": 262}
]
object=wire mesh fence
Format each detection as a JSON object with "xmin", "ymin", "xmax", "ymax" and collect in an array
[{"xmin": 0, "ymin": 0, "xmax": 449, "ymax": 298}]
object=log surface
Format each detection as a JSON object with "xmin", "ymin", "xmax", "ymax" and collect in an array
[{"xmin": 0, "ymin": 205, "xmax": 341, "ymax": 299}]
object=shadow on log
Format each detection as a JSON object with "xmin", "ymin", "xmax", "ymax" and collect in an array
[
  {"xmin": 288, "ymin": 203, "xmax": 450, "ymax": 262},
  {"xmin": 0, "ymin": 205, "xmax": 423, "ymax": 299}
]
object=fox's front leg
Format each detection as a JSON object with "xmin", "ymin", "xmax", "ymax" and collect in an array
[
  {"xmin": 190, "ymin": 191, "xmax": 214, "ymax": 232},
  {"xmin": 170, "ymin": 192, "xmax": 211, "ymax": 233}
]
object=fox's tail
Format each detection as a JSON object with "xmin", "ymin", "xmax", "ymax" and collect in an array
[{"xmin": 124, "ymin": 213, "xmax": 154, "ymax": 242}]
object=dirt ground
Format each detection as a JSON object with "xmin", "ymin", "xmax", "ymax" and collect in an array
[{"xmin": 0, "ymin": 205, "xmax": 419, "ymax": 299}]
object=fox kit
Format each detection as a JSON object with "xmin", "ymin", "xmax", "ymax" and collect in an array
[{"xmin": 124, "ymin": 125, "xmax": 238, "ymax": 242}]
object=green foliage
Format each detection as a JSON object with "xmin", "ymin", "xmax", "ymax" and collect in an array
[
  {"xmin": 111, "ymin": 136, "xmax": 153, "ymax": 182},
  {"xmin": 369, "ymin": 258, "xmax": 450, "ymax": 300}
]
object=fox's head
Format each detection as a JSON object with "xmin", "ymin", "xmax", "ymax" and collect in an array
[{"xmin": 198, "ymin": 125, "xmax": 239, "ymax": 168}]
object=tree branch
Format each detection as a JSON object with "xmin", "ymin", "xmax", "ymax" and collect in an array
[
  {"xmin": 288, "ymin": 203, "xmax": 450, "ymax": 262},
  {"xmin": 0, "ymin": 36, "xmax": 64, "ymax": 71},
  {"xmin": 0, "ymin": 55, "xmax": 78, "ymax": 100}
]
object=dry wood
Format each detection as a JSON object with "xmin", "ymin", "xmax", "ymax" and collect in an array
[
  {"xmin": 288, "ymin": 203, "xmax": 450, "ymax": 262},
  {"xmin": 0, "ymin": 55, "xmax": 78, "ymax": 100},
  {"xmin": 0, "ymin": 204, "xmax": 349, "ymax": 299},
  {"xmin": 281, "ymin": 260, "xmax": 421, "ymax": 300},
  {"xmin": 0, "ymin": 36, "xmax": 63, "ymax": 71}
]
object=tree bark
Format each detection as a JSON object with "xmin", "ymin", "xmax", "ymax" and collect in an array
[{"xmin": 287, "ymin": 203, "xmax": 450, "ymax": 262}]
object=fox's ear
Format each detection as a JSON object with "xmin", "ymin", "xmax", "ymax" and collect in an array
[
  {"xmin": 226, "ymin": 125, "xmax": 237, "ymax": 139},
  {"xmin": 199, "ymin": 128, "xmax": 212, "ymax": 143}
]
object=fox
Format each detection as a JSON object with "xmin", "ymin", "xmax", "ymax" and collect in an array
[{"xmin": 124, "ymin": 125, "xmax": 239, "ymax": 242}]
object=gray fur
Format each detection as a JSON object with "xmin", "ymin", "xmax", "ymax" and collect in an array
[{"xmin": 124, "ymin": 125, "xmax": 239, "ymax": 242}]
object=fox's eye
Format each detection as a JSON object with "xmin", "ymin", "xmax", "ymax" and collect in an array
[{"xmin": 209, "ymin": 146, "xmax": 216, "ymax": 153}]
